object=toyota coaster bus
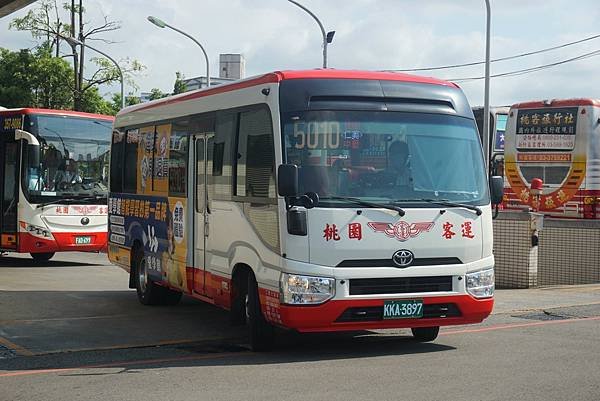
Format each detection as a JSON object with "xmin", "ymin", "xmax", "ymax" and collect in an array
[
  {"xmin": 108, "ymin": 69, "xmax": 504, "ymax": 350},
  {"xmin": 0, "ymin": 108, "xmax": 112, "ymax": 261}
]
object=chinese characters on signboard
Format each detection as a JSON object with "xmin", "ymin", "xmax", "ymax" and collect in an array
[{"xmin": 516, "ymin": 107, "xmax": 578, "ymax": 151}]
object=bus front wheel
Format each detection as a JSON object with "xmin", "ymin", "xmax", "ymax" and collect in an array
[
  {"xmin": 411, "ymin": 326, "xmax": 440, "ymax": 342},
  {"xmin": 246, "ymin": 273, "xmax": 274, "ymax": 351},
  {"xmin": 31, "ymin": 252, "xmax": 55, "ymax": 262}
]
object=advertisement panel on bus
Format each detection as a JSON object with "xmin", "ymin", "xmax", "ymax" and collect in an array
[{"xmin": 503, "ymin": 99, "xmax": 600, "ymax": 219}]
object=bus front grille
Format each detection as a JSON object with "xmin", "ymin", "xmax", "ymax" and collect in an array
[
  {"xmin": 335, "ymin": 303, "xmax": 461, "ymax": 322},
  {"xmin": 349, "ymin": 276, "xmax": 453, "ymax": 295}
]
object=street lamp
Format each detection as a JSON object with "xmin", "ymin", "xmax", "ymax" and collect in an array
[
  {"xmin": 287, "ymin": 0, "xmax": 335, "ymax": 68},
  {"xmin": 482, "ymin": 0, "xmax": 492, "ymax": 175},
  {"xmin": 63, "ymin": 36, "xmax": 124, "ymax": 110},
  {"xmin": 147, "ymin": 16, "xmax": 211, "ymax": 88}
]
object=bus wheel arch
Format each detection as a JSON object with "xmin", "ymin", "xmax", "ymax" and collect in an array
[
  {"xmin": 230, "ymin": 263, "xmax": 252, "ymax": 325},
  {"xmin": 246, "ymin": 270, "xmax": 275, "ymax": 351},
  {"xmin": 128, "ymin": 240, "xmax": 143, "ymax": 289}
]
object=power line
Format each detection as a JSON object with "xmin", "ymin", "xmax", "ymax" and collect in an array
[
  {"xmin": 384, "ymin": 33, "xmax": 600, "ymax": 72},
  {"xmin": 449, "ymin": 48, "xmax": 600, "ymax": 82}
]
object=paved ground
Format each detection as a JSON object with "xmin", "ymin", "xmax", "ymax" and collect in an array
[{"xmin": 1, "ymin": 252, "xmax": 599, "ymax": 401}]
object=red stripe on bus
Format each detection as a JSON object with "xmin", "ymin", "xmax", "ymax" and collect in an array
[{"xmin": 0, "ymin": 108, "xmax": 114, "ymax": 121}]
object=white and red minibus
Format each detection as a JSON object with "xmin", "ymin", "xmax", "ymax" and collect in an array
[
  {"xmin": 0, "ymin": 108, "xmax": 112, "ymax": 260},
  {"xmin": 108, "ymin": 70, "xmax": 503, "ymax": 350}
]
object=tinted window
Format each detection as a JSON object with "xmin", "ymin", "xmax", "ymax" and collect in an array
[
  {"xmin": 212, "ymin": 112, "xmax": 235, "ymax": 198},
  {"xmin": 110, "ymin": 130, "xmax": 124, "ymax": 192},
  {"xmin": 123, "ymin": 129, "xmax": 140, "ymax": 193},
  {"xmin": 168, "ymin": 127, "xmax": 189, "ymax": 196},
  {"xmin": 236, "ymin": 107, "xmax": 275, "ymax": 198}
]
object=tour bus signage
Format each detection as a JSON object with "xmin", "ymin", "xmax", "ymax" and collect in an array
[
  {"xmin": 515, "ymin": 107, "xmax": 578, "ymax": 151},
  {"xmin": 0, "ymin": 115, "xmax": 22, "ymax": 133}
]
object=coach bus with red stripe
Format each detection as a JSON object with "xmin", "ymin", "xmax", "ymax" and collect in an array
[
  {"xmin": 0, "ymin": 108, "xmax": 112, "ymax": 261},
  {"xmin": 503, "ymin": 99, "xmax": 600, "ymax": 219},
  {"xmin": 108, "ymin": 69, "xmax": 503, "ymax": 350}
]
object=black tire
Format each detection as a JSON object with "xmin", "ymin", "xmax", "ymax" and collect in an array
[
  {"xmin": 132, "ymin": 249, "xmax": 165, "ymax": 305},
  {"xmin": 411, "ymin": 326, "xmax": 440, "ymax": 342},
  {"xmin": 230, "ymin": 271, "xmax": 248, "ymax": 326},
  {"xmin": 247, "ymin": 273, "xmax": 274, "ymax": 351},
  {"xmin": 31, "ymin": 252, "xmax": 55, "ymax": 262},
  {"xmin": 162, "ymin": 288, "xmax": 182, "ymax": 306}
]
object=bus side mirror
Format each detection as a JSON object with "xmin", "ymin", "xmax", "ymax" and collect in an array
[
  {"xmin": 15, "ymin": 129, "xmax": 40, "ymax": 146},
  {"xmin": 278, "ymin": 164, "xmax": 299, "ymax": 197},
  {"xmin": 490, "ymin": 176, "xmax": 504, "ymax": 205}
]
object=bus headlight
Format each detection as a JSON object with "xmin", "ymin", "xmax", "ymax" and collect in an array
[
  {"xmin": 466, "ymin": 268, "xmax": 494, "ymax": 298},
  {"xmin": 280, "ymin": 273, "xmax": 335, "ymax": 305},
  {"xmin": 26, "ymin": 224, "xmax": 53, "ymax": 239}
]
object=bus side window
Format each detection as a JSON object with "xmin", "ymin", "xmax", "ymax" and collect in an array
[
  {"xmin": 110, "ymin": 130, "xmax": 124, "ymax": 193},
  {"xmin": 212, "ymin": 112, "xmax": 235, "ymax": 199},
  {"xmin": 123, "ymin": 129, "xmax": 140, "ymax": 193},
  {"xmin": 235, "ymin": 107, "xmax": 275, "ymax": 199}
]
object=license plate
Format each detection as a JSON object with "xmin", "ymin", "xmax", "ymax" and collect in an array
[
  {"xmin": 383, "ymin": 300, "xmax": 424, "ymax": 319},
  {"xmin": 75, "ymin": 236, "xmax": 92, "ymax": 245}
]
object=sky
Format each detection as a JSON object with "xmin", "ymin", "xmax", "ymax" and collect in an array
[{"xmin": 1, "ymin": 0, "xmax": 599, "ymax": 107}]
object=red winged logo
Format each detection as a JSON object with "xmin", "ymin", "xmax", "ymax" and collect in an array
[
  {"xmin": 368, "ymin": 221, "xmax": 435, "ymax": 241},
  {"xmin": 71, "ymin": 205, "xmax": 98, "ymax": 215}
]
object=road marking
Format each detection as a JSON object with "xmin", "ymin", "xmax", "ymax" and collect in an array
[
  {"xmin": 0, "ymin": 351, "xmax": 249, "ymax": 378},
  {"xmin": 492, "ymin": 301, "xmax": 600, "ymax": 315},
  {"xmin": 0, "ymin": 310, "xmax": 204, "ymax": 325},
  {"xmin": 0, "ymin": 336, "xmax": 33, "ymax": 357},
  {"xmin": 441, "ymin": 315, "xmax": 600, "ymax": 336},
  {"xmin": 34, "ymin": 336, "xmax": 241, "ymax": 355}
]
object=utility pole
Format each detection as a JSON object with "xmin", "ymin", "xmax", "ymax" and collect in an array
[{"xmin": 77, "ymin": 0, "xmax": 84, "ymax": 110}]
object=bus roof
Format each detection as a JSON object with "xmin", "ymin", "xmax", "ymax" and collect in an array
[
  {"xmin": 511, "ymin": 98, "xmax": 600, "ymax": 109},
  {"xmin": 120, "ymin": 69, "xmax": 457, "ymax": 117},
  {"xmin": 0, "ymin": 107, "xmax": 114, "ymax": 121}
]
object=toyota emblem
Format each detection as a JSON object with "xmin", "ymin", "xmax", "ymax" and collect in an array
[
  {"xmin": 81, "ymin": 217, "xmax": 90, "ymax": 226},
  {"xmin": 392, "ymin": 250, "xmax": 414, "ymax": 268}
]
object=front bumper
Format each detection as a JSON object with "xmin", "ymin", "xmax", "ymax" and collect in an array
[
  {"xmin": 19, "ymin": 231, "xmax": 108, "ymax": 253},
  {"xmin": 276, "ymin": 294, "xmax": 493, "ymax": 333}
]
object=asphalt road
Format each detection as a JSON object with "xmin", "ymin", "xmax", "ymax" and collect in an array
[{"xmin": 1, "ymin": 252, "xmax": 599, "ymax": 401}]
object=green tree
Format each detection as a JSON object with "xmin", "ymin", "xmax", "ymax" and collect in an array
[
  {"xmin": 107, "ymin": 92, "xmax": 142, "ymax": 115},
  {"xmin": 0, "ymin": 47, "xmax": 73, "ymax": 110},
  {"xmin": 10, "ymin": 0, "xmax": 144, "ymax": 111},
  {"xmin": 148, "ymin": 88, "xmax": 168, "ymax": 101},
  {"xmin": 173, "ymin": 71, "xmax": 187, "ymax": 95},
  {"xmin": 0, "ymin": 48, "xmax": 36, "ymax": 107}
]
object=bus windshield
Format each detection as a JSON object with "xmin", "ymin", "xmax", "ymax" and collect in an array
[
  {"xmin": 24, "ymin": 114, "xmax": 111, "ymax": 202},
  {"xmin": 283, "ymin": 111, "xmax": 489, "ymax": 206}
]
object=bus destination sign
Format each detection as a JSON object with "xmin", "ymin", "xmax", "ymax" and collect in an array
[
  {"xmin": 516, "ymin": 107, "xmax": 578, "ymax": 151},
  {"xmin": 0, "ymin": 115, "xmax": 22, "ymax": 134}
]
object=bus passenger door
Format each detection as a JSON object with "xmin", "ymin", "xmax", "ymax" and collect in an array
[
  {"xmin": 192, "ymin": 135, "xmax": 207, "ymax": 295},
  {"xmin": 0, "ymin": 138, "xmax": 19, "ymax": 250}
]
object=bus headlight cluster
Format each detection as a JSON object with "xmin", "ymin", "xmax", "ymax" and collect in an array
[
  {"xmin": 466, "ymin": 268, "xmax": 495, "ymax": 298},
  {"xmin": 26, "ymin": 224, "xmax": 52, "ymax": 239},
  {"xmin": 280, "ymin": 273, "xmax": 335, "ymax": 305}
]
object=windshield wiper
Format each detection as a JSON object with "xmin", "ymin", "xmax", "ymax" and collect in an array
[
  {"xmin": 36, "ymin": 195, "xmax": 107, "ymax": 209},
  {"xmin": 392, "ymin": 198, "xmax": 482, "ymax": 216},
  {"xmin": 321, "ymin": 196, "xmax": 405, "ymax": 216}
]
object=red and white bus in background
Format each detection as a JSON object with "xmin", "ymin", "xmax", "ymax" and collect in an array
[
  {"xmin": 503, "ymin": 99, "xmax": 600, "ymax": 219},
  {"xmin": 108, "ymin": 69, "xmax": 503, "ymax": 350},
  {"xmin": 0, "ymin": 108, "xmax": 113, "ymax": 261}
]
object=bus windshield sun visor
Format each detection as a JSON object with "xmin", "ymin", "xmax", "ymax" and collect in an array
[{"xmin": 307, "ymin": 96, "xmax": 456, "ymax": 114}]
